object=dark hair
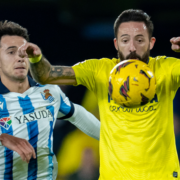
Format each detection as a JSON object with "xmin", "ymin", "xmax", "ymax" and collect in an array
[
  {"xmin": 114, "ymin": 9, "xmax": 154, "ymax": 39},
  {"xmin": 0, "ymin": 20, "xmax": 29, "ymax": 45}
]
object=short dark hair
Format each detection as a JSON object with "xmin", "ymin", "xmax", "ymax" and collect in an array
[
  {"xmin": 0, "ymin": 20, "xmax": 29, "ymax": 45},
  {"xmin": 114, "ymin": 9, "xmax": 154, "ymax": 39}
]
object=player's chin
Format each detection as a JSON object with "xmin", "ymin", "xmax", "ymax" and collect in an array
[{"xmin": 14, "ymin": 73, "xmax": 28, "ymax": 81}]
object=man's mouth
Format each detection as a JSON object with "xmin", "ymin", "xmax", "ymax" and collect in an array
[{"xmin": 15, "ymin": 67, "xmax": 25, "ymax": 69}]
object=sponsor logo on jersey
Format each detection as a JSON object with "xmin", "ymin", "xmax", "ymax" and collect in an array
[
  {"xmin": 41, "ymin": 89, "xmax": 54, "ymax": 103},
  {"xmin": 14, "ymin": 109, "xmax": 53, "ymax": 124},
  {"xmin": 108, "ymin": 93, "xmax": 158, "ymax": 113},
  {"xmin": 0, "ymin": 117, "xmax": 12, "ymax": 130},
  {"xmin": 0, "ymin": 101, "xmax": 4, "ymax": 110}
]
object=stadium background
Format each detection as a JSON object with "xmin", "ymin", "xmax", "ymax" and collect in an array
[{"xmin": 0, "ymin": 0, "xmax": 180, "ymax": 179}]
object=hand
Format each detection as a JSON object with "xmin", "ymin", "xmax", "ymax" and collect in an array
[
  {"xmin": 18, "ymin": 42, "xmax": 42, "ymax": 59},
  {"xmin": 170, "ymin": 37, "xmax": 180, "ymax": 52},
  {"xmin": 0, "ymin": 134, "xmax": 36, "ymax": 163}
]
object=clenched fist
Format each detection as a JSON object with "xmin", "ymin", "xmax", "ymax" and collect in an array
[{"xmin": 170, "ymin": 37, "xmax": 180, "ymax": 52}]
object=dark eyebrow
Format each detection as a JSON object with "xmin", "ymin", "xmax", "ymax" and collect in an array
[
  {"xmin": 120, "ymin": 34, "xmax": 129, "ymax": 37},
  {"xmin": 135, "ymin": 34, "xmax": 144, "ymax": 37},
  {"xmin": 120, "ymin": 34, "xmax": 144, "ymax": 38},
  {"xmin": 6, "ymin": 46, "xmax": 17, "ymax": 51}
]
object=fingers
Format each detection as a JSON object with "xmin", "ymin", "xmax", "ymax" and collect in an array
[
  {"xmin": 171, "ymin": 45, "xmax": 180, "ymax": 52},
  {"xmin": 16, "ymin": 149, "xmax": 27, "ymax": 163},
  {"xmin": 28, "ymin": 142, "xmax": 36, "ymax": 159},
  {"xmin": 14, "ymin": 140, "xmax": 36, "ymax": 163},
  {"xmin": 0, "ymin": 134, "xmax": 36, "ymax": 163},
  {"xmin": 170, "ymin": 37, "xmax": 180, "ymax": 52},
  {"xmin": 170, "ymin": 37, "xmax": 180, "ymax": 44},
  {"xmin": 171, "ymin": 44, "xmax": 179, "ymax": 50},
  {"xmin": 18, "ymin": 43, "xmax": 28, "ymax": 58},
  {"xmin": 18, "ymin": 42, "xmax": 42, "ymax": 58}
]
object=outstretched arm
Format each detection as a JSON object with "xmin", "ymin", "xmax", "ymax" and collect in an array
[
  {"xmin": 30, "ymin": 56, "xmax": 76, "ymax": 85},
  {"xmin": 63, "ymin": 103, "xmax": 100, "ymax": 140},
  {"xmin": 18, "ymin": 42, "xmax": 77, "ymax": 85}
]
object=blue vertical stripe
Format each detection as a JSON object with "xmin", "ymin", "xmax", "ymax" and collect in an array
[
  {"xmin": 46, "ymin": 106, "xmax": 55, "ymax": 178},
  {"xmin": 59, "ymin": 96, "xmax": 71, "ymax": 115},
  {"xmin": 0, "ymin": 95, "xmax": 13, "ymax": 180},
  {"xmin": 18, "ymin": 96, "xmax": 38, "ymax": 180}
]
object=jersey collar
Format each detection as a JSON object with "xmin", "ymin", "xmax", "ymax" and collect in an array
[{"xmin": 0, "ymin": 76, "xmax": 37, "ymax": 94}]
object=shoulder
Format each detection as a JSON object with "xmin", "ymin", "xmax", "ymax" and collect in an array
[
  {"xmin": 150, "ymin": 56, "xmax": 180, "ymax": 66},
  {"xmin": 35, "ymin": 84, "xmax": 62, "ymax": 95},
  {"xmin": 72, "ymin": 58, "xmax": 119, "ymax": 77},
  {"xmin": 73, "ymin": 58, "xmax": 118, "ymax": 66},
  {"xmin": 88, "ymin": 57, "xmax": 119, "ymax": 64}
]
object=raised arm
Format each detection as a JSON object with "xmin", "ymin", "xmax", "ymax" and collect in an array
[
  {"xmin": 18, "ymin": 42, "xmax": 77, "ymax": 85},
  {"xmin": 30, "ymin": 56, "xmax": 77, "ymax": 85}
]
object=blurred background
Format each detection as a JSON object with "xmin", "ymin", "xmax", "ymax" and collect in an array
[{"xmin": 1, "ymin": 0, "xmax": 180, "ymax": 179}]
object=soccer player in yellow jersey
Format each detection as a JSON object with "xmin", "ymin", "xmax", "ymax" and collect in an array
[{"xmin": 23, "ymin": 9, "xmax": 180, "ymax": 180}]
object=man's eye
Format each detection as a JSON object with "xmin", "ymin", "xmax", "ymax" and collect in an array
[
  {"xmin": 122, "ymin": 39, "xmax": 128, "ymax": 43},
  {"xmin": 8, "ymin": 51, "xmax": 14, "ymax": 54},
  {"xmin": 137, "ymin": 39, "xmax": 143, "ymax": 43}
]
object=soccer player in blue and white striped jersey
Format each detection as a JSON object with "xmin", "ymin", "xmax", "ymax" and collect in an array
[{"xmin": 0, "ymin": 21, "xmax": 100, "ymax": 180}]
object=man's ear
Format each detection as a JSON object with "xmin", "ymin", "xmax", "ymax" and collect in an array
[
  {"xmin": 150, "ymin": 37, "xmax": 156, "ymax": 50},
  {"xmin": 114, "ymin": 38, "xmax": 118, "ymax": 51}
]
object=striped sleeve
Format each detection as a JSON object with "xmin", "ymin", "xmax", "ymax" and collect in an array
[{"xmin": 56, "ymin": 87, "xmax": 74, "ymax": 119}]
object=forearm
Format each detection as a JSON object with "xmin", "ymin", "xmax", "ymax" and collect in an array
[
  {"xmin": 65, "ymin": 103, "xmax": 100, "ymax": 140},
  {"xmin": 30, "ymin": 56, "xmax": 76, "ymax": 85},
  {"xmin": 30, "ymin": 56, "xmax": 51, "ymax": 84}
]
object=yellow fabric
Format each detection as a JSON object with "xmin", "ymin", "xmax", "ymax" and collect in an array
[
  {"xmin": 29, "ymin": 54, "xmax": 42, "ymax": 63},
  {"xmin": 81, "ymin": 89, "xmax": 100, "ymax": 119},
  {"xmin": 57, "ymin": 129, "xmax": 99, "ymax": 177},
  {"xmin": 72, "ymin": 56, "xmax": 180, "ymax": 180}
]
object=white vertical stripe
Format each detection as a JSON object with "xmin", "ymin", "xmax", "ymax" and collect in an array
[
  {"xmin": 12, "ymin": 124, "xmax": 29, "ymax": 179},
  {"xmin": 37, "ymin": 107, "xmax": 51, "ymax": 178},
  {"xmin": 9, "ymin": 99, "xmax": 29, "ymax": 180},
  {"xmin": 0, "ymin": 146, "xmax": 5, "ymax": 180}
]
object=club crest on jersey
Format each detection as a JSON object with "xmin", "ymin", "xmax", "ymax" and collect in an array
[
  {"xmin": 41, "ymin": 89, "xmax": 54, "ymax": 103},
  {"xmin": 0, "ymin": 117, "xmax": 12, "ymax": 130}
]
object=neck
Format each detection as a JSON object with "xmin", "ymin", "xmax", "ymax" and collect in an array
[{"xmin": 1, "ymin": 75, "xmax": 30, "ymax": 93}]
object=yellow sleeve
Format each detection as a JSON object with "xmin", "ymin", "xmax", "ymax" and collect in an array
[
  {"xmin": 72, "ymin": 59, "xmax": 99, "ymax": 93},
  {"xmin": 169, "ymin": 57, "xmax": 180, "ymax": 90}
]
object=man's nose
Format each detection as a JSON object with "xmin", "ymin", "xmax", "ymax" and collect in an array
[
  {"xmin": 17, "ymin": 57, "xmax": 25, "ymax": 62},
  {"xmin": 129, "ymin": 40, "xmax": 136, "ymax": 52}
]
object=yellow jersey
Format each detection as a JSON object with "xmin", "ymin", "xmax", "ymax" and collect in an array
[{"xmin": 72, "ymin": 56, "xmax": 180, "ymax": 180}]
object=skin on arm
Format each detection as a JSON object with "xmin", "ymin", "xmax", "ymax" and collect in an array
[
  {"xmin": 18, "ymin": 42, "xmax": 77, "ymax": 85},
  {"xmin": 30, "ymin": 57, "xmax": 77, "ymax": 85}
]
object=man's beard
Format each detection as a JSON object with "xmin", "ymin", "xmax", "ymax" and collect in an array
[{"xmin": 117, "ymin": 47, "xmax": 150, "ymax": 64}]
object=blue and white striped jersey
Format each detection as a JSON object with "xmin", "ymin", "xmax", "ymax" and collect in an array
[{"xmin": 0, "ymin": 77, "xmax": 74, "ymax": 180}]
